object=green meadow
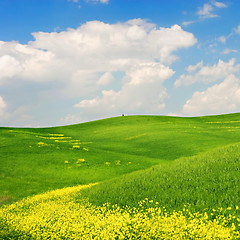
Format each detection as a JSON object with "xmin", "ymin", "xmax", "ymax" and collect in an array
[{"xmin": 1, "ymin": 113, "xmax": 240, "ymax": 239}]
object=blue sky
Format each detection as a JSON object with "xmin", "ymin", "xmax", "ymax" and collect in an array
[{"xmin": 0, "ymin": 0, "xmax": 240, "ymax": 127}]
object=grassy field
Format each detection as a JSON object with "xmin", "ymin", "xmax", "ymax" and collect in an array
[
  {"xmin": 1, "ymin": 113, "xmax": 240, "ymax": 238},
  {"xmin": 1, "ymin": 113, "xmax": 240, "ymax": 204},
  {"xmin": 80, "ymin": 143, "xmax": 240, "ymax": 212}
]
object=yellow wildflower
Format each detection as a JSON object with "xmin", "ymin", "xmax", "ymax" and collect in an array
[
  {"xmin": 73, "ymin": 145, "xmax": 80, "ymax": 149},
  {"xmin": 76, "ymin": 159, "xmax": 86, "ymax": 164}
]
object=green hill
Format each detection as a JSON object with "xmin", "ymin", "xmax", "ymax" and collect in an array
[
  {"xmin": 80, "ymin": 142, "xmax": 240, "ymax": 212},
  {"xmin": 1, "ymin": 113, "xmax": 240, "ymax": 204},
  {"xmin": 1, "ymin": 113, "xmax": 240, "ymax": 239}
]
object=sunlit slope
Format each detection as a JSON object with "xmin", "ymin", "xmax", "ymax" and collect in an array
[
  {"xmin": 1, "ymin": 113, "xmax": 240, "ymax": 204},
  {"xmin": 57, "ymin": 113, "xmax": 240, "ymax": 160},
  {"xmin": 80, "ymin": 142, "xmax": 240, "ymax": 212}
]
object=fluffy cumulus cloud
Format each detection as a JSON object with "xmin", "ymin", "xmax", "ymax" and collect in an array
[
  {"xmin": 182, "ymin": 75, "xmax": 240, "ymax": 116},
  {"xmin": 0, "ymin": 55, "xmax": 22, "ymax": 82},
  {"xmin": 74, "ymin": 62, "xmax": 174, "ymax": 118},
  {"xmin": 0, "ymin": 19, "xmax": 197, "ymax": 125},
  {"xmin": 175, "ymin": 58, "xmax": 240, "ymax": 87},
  {"xmin": 0, "ymin": 40, "xmax": 55, "ymax": 85}
]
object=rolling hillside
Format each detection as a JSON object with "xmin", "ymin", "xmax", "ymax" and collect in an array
[
  {"xmin": 1, "ymin": 113, "xmax": 240, "ymax": 204},
  {"xmin": 80, "ymin": 142, "xmax": 240, "ymax": 211},
  {"xmin": 1, "ymin": 113, "xmax": 240, "ymax": 239}
]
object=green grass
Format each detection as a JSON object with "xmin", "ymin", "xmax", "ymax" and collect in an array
[
  {"xmin": 79, "ymin": 142, "xmax": 240, "ymax": 214},
  {"xmin": 1, "ymin": 113, "xmax": 240, "ymax": 239},
  {"xmin": 1, "ymin": 113, "xmax": 240, "ymax": 205}
]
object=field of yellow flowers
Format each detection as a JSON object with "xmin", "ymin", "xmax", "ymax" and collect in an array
[{"xmin": 0, "ymin": 183, "xmax": 240, "ymax": 239}]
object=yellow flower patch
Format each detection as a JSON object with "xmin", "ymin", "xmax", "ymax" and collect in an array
[
  {"xmin": 76, "ymin": 159, "xmax": 86, "ymax": 164},
  {"xmin": 73, "ymin": 145, "xmax": 80, "ymax": 149},
  {"xmin": 48, "ymin": 134, "xmax": 65, "ymax": 137},
  {"xmin": 37, "ymin": 142, "xmax": 47, "ymax": 147},
  {"xmin": 0, "ymin": 186, "xmax": 239, "ymax": 239}
]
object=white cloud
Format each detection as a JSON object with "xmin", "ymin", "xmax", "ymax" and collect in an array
[
  {"xmin": 0, "ymin": 19, "xmax": 197, "ymax": 125},
  {"xmin": 175, "ymin": 58, "xmax": 240, "ymax": 87},
  {"xmin": 211, "ymin": 0, "xmax": 227, "ymax": 8},
  {"xmin": 0, "ymin": 54, "xmax": 22, "ymax": 84},
  {"xmin": 186, "ymin": 61, "xmax": 203, "ymax": 73},
  {"xmin": 74, "ymin": 62, "xmax": 174, "ymax": 118},
  {"xmin": 197, "ymin": 3, "xmax": 218, "ymax": 19},
  {"xmin": 27, "ymin": 20, "xmax": 196, "ymax": 74},
  {"xmin": 0, "ymin": 41, "xmax": 56, "ymax": 85},
  {"xmin": 197, "ymin": 1, "xmax": 227, "ymax": 19},
  {"xmin": 182, "ymin": 75, "xmax": 240, "ymax": 116},
  {"xmin": 183, "ymin": 1, "xmax": 227, "ymax": 27},
  {"xmin": 221, "ymin": 48, "xmax": 238, "ymax": 55}
]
